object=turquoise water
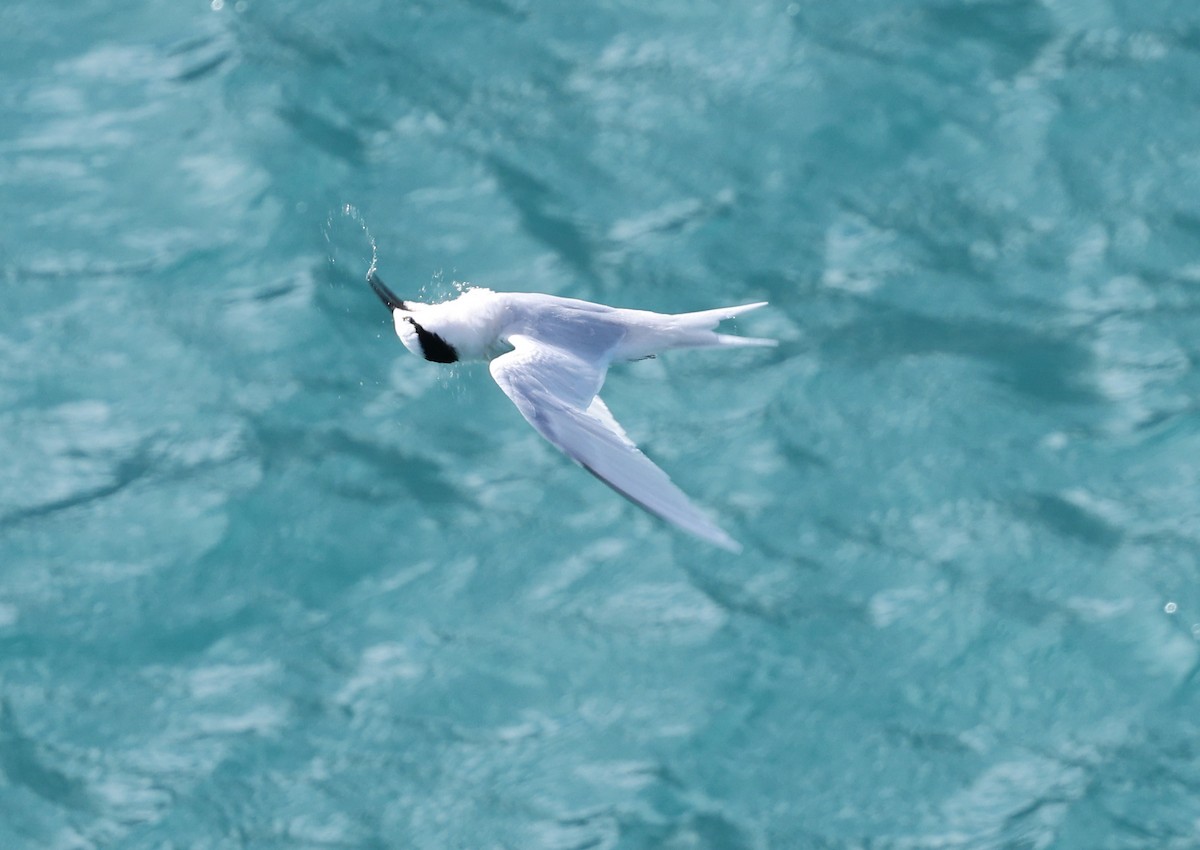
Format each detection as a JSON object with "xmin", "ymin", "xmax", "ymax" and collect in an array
[{"xmin": 4, "ymin": 0, "xmax": 1200, "ymax": 846}]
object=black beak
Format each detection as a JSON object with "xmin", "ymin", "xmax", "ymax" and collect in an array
[{"xmin": 368, "ymin": 271, "xmax": 407, "ymax": 312}]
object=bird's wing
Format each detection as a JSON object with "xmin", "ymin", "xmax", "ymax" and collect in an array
[{"xmin": 489, "ymin": 334, "xmax": 740, "ymax": 551}]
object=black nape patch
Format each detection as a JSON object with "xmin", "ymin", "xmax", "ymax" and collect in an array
[{"xmin": 408, "ymin": 319, "xmax": 459, "ymax": 363}]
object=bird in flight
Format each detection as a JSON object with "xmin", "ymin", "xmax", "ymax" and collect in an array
[{"xmin": 367, "ymin": 272, "xmax": 774, "ymax": 551}]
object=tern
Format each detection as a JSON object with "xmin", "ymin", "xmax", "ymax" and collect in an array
[{"xmin": 367, "ymin": 272, "xmax": 774, "ymax": 551}]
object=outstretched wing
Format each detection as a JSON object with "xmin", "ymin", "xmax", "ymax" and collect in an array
[{"xmin": 489, "ymin": 334, "xmax": 740, "ymax": 551}]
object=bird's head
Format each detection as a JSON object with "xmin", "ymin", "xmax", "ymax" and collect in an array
[{"xmin": 368, "ymin": 272, "xmax": 459, "ymax": 364}]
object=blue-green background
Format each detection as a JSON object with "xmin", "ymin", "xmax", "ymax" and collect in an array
[{"xmin": 3, "ymin": 1, "xmax": 1200, "ymax": 847}]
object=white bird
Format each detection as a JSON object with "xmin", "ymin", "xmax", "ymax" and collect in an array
[{"xmin": 368, "ymin": 272, "xmax": 775, "ymax": 551}]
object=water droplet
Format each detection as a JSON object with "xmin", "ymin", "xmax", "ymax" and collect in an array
[
  {"xmin": 324, "ymin": 204, "xmax": 378, "ymax": 281},
  {"xmin": 1165, "ymin": 601, "xmax": 1177, "ymax": 614}
]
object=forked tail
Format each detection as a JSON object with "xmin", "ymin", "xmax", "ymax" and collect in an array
[{"xmin": 672, "ymin": 301, "xmax": 776, "ymax": 349}]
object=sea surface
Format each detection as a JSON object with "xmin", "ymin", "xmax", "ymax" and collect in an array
[{"xmin": 3, "ymin": 0, "xmax": 1200, "ymax": 847}]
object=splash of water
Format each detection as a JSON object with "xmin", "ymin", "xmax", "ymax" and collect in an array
[
  {"xmin": 323, "ymin": 203, "xmax": 378, "ymax": 282},
  {"xmin": 323, "ymin": 205, "xmax": 467, "ymax": 303}
]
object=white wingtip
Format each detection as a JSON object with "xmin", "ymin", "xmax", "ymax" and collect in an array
[{"xmin": 707, "ymin": 527, "xmax": 743, "ymax": 554}]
